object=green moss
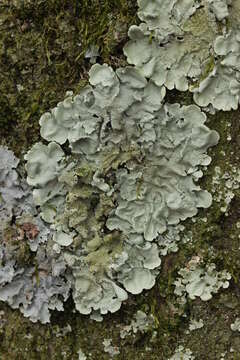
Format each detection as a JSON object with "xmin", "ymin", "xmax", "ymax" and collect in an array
[{"xmin": 0, "ymin": 0, "xmax": 138, "ymax": 157}]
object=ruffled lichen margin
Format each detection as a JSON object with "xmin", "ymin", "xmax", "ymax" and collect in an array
[{"xmin": 1, "ymin": 1, "xmax": 240, "ymax": 359}]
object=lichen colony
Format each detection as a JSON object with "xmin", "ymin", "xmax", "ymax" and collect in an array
[{"xmin": 1, "ymin": 0, "xmax": 238, "ymax": 324}]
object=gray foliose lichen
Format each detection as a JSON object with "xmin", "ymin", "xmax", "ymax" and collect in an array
[
  {"xmin": 174, "ymin": 256, "xmax": 231, "ymax": 302},
  {"xmin": 1, "ymin": 0, "xmax": 228, "ymax": 323},
  {"xmin": 124, "ymin": 0, "xmax": 240, "ymax": 111},
  {"xmin": 169, "ymin": 345, "xmax": 195, "ymax": 360},
  {"xmin": 23, "ymin": 61, "xmax": 218, "ymax": 319},
  {"xmin": 0, "ymin": 147, "xmax": 70, "ymax": 323}
]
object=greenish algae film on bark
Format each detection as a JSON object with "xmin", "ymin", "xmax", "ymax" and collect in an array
[{"xmin": 1, "ymin": 1, "xmax": 240, "ymax": 359}]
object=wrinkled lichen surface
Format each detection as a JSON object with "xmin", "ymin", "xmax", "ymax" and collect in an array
[
  {"xmin": 21, "ymin": 69, "xmax": 218, "ymax": 319},
  {"xmin": 1, "ymin": 1, "xmax": 240, "ymax": 359}
]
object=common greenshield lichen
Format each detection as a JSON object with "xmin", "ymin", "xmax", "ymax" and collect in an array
[
  {"xmin": 174, "ymin": 257, "xmax": 231, "ymax": 302},
  {"xmin": 124, "ymin": 0, "xmax": 240, "ymax": 111},
  {"xmin": 123, "ymin": 1, "xmax": 217, "ymax": 92},
  {"xmin": 23, "ymin": 61, "xmax": 219, "ymax": 319},
  {"xmin": 193, "ymin": 27, "xmax": 240, "ymax": 110},
  {"xmin": 119, "ymin": 310, "xmax": 155, "ymax": 339}
]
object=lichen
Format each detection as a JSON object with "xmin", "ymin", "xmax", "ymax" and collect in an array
[
  {"xmin": 174, "ymin": 256, "xmax": 231, "ymax": 302},
  {"xmin": 169, "ymin": 345, "xmax": 195, "ymax": 360},
  {"xmin": 193, "ymin": 27, "xmax": 240, "ymax": 111},
  {"xmin": 230, "ymin": 318, "xmax": 240, "ymax": 332},
  {"xmin": 124, "ymin": 0, "xmax": 240, "ymax": 112},
  {"xmin": 119, "ymin": 310, "xmax": 155, "ymax": 339},
  {"xmin": 22, "ymin": 61, "xmax": 218, "ymax": 318},
  {"xmin": 103, "ymin": 338, "xmax": 120, "ymax": 357},
  {"xmin": 187, "ymin": 319, "xmax": 204, "ymax": 332},
  {"xmin": 0, "ymin": 147, "xmax": 70, "ymax": 323},
  {"xmin": 77, "ymin": 348, "xmax": 87, "ymax": 360},
  {"xmin": 123, "ymin": 0, "xmax": 220, "ymax": 93}
]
